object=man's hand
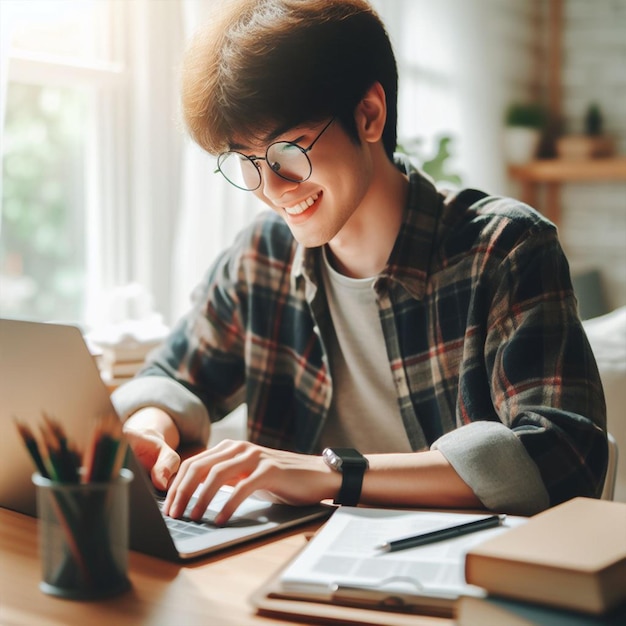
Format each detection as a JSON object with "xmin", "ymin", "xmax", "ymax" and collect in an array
[
  {"xmin": 162, "ymin": 439, "xmax": 340, "ymax": 526},
  {"xmin": 122, "ymin": 407, "xmax": 181, "ymax": 491}
]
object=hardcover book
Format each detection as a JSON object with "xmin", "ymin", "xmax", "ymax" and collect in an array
[
  {"xmin": 456, "ymin": 594, "xmax": 626, "ymax": 626},
  {"xmin": 464, "ymin": 497, "xmax": 626, "ymax": 615}
]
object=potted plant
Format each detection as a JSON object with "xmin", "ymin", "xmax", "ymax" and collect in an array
[
  {"xmin": 503, "ymin": 102, "xmax": 547, "ymax": 164},
  {"xmin": 556, "ymin": 103, "xmax": 615, "ymax": 159}
]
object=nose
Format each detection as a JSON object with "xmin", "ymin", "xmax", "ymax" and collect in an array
[{"xmin": 257, "ymin": 160, "xmax": 299, "ymax": 200}]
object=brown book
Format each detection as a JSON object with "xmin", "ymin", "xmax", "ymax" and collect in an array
[
  {"xmin": 456, "ymin": 595, "xmax": 626, "ymax": 626},
  {"xmin": 464, "ymin": 497, "xmax": 626, "ymax": 615}
]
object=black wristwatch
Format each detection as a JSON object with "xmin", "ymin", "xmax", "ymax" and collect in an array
[{"xmin": 322, "ymin": 447, "xmax": 369, "ymax": 506}]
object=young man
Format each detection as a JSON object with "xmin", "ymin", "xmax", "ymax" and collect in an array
[{"xmin": 113, "ymin": 0, "xmax": 607, "ymax": 526}]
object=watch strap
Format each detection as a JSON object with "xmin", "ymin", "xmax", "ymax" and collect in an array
[
  {"xmin": 324, "ymin": 448, "xmax": 368, "ymax": 506},
  {"xmin": 336, "ymin": 462, "xmax": 366, "ymax": 506}
]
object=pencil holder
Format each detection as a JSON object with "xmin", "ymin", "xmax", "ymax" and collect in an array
[{"xmin": 33, "ymin": 469, "xmax": 133, "ymax": 599}]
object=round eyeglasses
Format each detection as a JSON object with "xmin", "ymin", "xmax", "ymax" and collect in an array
[{"xmin": 216, "ymin": 118, "xmax": 335, "ymax": 191}]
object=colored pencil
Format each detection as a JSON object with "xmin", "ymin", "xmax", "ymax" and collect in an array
[{"xmin": 14, "ymin": 419, "xmax": 49, "ymax": 478}]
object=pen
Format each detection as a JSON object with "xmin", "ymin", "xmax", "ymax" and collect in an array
[{"xmin": 376, "ymin": 514, "xmax": 506, "ymax": 552}]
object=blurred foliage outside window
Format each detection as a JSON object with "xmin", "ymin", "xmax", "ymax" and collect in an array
[
  {"xmin": 0, "ymin": 0, "xmax": 111, "ymax": 323},
  {"xmin": 397, "ymin": 135, "xmax": 463, "ymax": 188},
  {"xmin": 1, "ymin": 84, "xmax": 87, "ymax": 321}
]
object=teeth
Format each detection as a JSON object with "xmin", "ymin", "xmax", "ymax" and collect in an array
[{"xmin": 285, "ymin": 193, "xmax": 319, "ymax": 215}]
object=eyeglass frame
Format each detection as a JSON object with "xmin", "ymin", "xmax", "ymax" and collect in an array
[{"xmin": 215, "ymin": 118, "xmax": 335, "ymax": 191}]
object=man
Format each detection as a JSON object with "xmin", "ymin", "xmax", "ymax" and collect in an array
[{"xmin": 113, "ymin": 0, "xmax": 607, "ymax": 526}]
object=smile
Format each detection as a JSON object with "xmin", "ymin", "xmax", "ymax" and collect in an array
[{"xmin": 284, "ymin": 192, "xmax": 320, "ymax": 215}]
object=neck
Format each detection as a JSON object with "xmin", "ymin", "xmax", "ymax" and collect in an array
[{"xmin": 327, "ymin": 154, "xmax": 408, "ymax": 279}]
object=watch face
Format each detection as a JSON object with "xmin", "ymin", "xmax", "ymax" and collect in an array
[
  {"xmin": 323, "ymin": 448, "xmax": 368, "ymax": 471},
  {"xmin": 322, "ymin": 448, "xmax": 342, "ymax": 470}
]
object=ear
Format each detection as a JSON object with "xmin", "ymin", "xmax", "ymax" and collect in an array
[{"xmin": 355, "ymin": 81, "xmax": 387, "ymax": 143}]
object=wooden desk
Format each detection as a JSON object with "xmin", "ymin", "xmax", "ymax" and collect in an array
[
  {"xmin": 0, "ymin": 508, "xmax": 451, "ymax": 626},
  {"xmin": 0, "ymin": 507, "xmax": 314, "ymax": 626}
]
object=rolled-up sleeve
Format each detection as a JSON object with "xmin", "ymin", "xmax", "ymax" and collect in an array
[
  {"xmin": 111, "ymin": 375, "xmax": 211, "ymax": 445},
  {"xmin": 432, "ymin": 421, "xmax": 549, "ymax": 515}
]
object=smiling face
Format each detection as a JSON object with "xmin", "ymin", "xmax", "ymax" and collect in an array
[
  {"xmin": 229, "ymin": 83, "xmax": 388, "ymax": 249},
  {"xmin": 241, "ymin": 120, "xmax": 373, "ymax": 247}
]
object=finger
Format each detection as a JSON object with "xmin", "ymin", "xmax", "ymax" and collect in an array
[
  {"xmin": 163, "ymin": 445, "xmax": 219, "ymax": 510},
  {"xmin": 124, "ymin": 431, "xmax": 160, "ymax": 471},
  {"xmin": 151, "ymin": 445, "xmax": 181, "ymax": 491},
  {"xmin": 164, "ymin": 446, "xmax": 238, "ymax": 517},
  {"xmin": 165, "ymin": 440, "xmax": 259, "ymax": 518},
  {"xmin": 213, "ymin": 468, "xmax": 268, "ymax": 526},
  {"xmin": 188, "ymin": 451, "xmax": 258, "ymax": 520},
  {"xmin": 162, "ymin": 454, "xmax": 203, "ymax": 516}
]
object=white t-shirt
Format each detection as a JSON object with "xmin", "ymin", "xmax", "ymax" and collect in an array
[{"xmin": 318, "ymin": 247, "xmax": 412, "ymax": 453}]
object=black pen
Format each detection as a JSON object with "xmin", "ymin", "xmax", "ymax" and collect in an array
[{"xmin": 376, "ymin": 514, "xmax": 506, "ymax": 553}]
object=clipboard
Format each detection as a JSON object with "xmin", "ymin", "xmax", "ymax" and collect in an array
[
  {"xmin": 249, "ymin": 506, "xmax": 526, "ymax": 625},
  {"xmin": 249, "ymin": 540, "xmax": 455, "ymax": 625}
]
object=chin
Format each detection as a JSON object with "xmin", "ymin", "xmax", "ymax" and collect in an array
[{"xmin": 287, "ymin": 227, "xmax": 331, "ymax": 249}]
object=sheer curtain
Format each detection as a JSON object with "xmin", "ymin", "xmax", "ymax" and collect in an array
[{"xmin": 170, "ymin": 1, "xmax": 264, "ymax": 324}]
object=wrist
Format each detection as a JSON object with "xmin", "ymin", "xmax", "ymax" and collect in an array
[{"xmin": 124, "ymin": 407, "xmax": 180, "ymax": 450}]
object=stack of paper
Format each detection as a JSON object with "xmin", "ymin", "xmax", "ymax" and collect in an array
[
  {"xmin": 88, "ymin": 318, "xmax": 168, "ymax": 386},
  {"xmin": 253, "ymin": 507, "xmax": 526, "ymax": 620}
]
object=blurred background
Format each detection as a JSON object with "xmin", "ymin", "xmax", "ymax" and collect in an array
[{"xmin": 1, "ymin": 0, "xmax": 625, "ymax": 330}]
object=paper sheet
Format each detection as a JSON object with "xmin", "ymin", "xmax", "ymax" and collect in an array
[{"xmin": 280, "ymin": 507, "xmax": 526, "ymax": 598}]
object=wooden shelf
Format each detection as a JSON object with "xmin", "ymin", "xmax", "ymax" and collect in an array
[
  {"xmin": 508, "ymin": 157, "xmax": 626, "ymax": 183},
  {"xmin": 507, "ymin": 157, "xmax": 626, "ymax": 224}
]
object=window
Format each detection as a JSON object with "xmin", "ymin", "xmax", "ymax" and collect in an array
[{"xmin": 1, "ymin": 0, "xmax": 127, "ymax": 325}]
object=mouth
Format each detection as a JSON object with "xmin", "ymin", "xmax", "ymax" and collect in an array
[{"xmin": 284, "ymin": 192, "xmax": 320, "ymax": 216}]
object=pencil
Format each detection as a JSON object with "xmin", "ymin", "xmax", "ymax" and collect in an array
[
  {"xmin": 14, "ymin": 413, "xmax": 126, "ymax": 589},
  {"xmin": 84, "ymin": 413, "xmax": 125, "ymax": 482},
  {"xmin": 40, "ymin": 414, "xmax": 80, "ymax": 483},
  {"xmin": 14, "ymin": 419, "xmax": 49, "ymax": 478},
  {"xmin": 376, "ymin": 514, "xmax": 506, "ymax": 552},
  {"xmin": 16, "ymin": 413, "xmax": 126, "ymax": 484}
]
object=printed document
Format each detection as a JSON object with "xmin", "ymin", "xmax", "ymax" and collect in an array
[{"xmin": 279, "ymin": 507, "xmax": 526, "ymax": 600}]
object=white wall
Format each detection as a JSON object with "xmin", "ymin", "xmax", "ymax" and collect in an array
[{"xmin": 555, "ymin": 0, "xmax": 626, "ymax": 311}]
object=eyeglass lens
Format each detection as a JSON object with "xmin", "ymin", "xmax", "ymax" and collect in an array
[
  {"xmin": 218, "ymin": 142, "xmax": 312, "ymax": 191},
  {"xmin": 217, "ymin": 118, "xmax": 334, "ymax": 191}
]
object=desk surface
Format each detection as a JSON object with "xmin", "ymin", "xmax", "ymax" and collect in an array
[
  {"xmin": 0, "ymin": 507, "xmax": 451, "ymax": 626},
  {"xmin": 0, "ymin": 507, "xmax": 307, "ymax": 626}
]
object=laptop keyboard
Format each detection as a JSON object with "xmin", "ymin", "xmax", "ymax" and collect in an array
[
  {"xmin": 155, "ymin": 496, "xmax": 221, "ymax": 541},
  {"xmin": 154, "ymin": 488, "xmax": 272, "ymax": 542}
]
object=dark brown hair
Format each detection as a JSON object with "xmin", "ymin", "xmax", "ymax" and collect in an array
[{"xmin": 180, "ymin": 0, "xmax": 398, "ymax": 159}]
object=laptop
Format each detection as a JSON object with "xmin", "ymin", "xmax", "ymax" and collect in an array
[{"xmin": 0, "ymin": 318, "xmax": 331, "ymax": 561}]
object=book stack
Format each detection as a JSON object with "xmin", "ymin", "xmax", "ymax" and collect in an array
[
  {"xmin": 457, "ymin": 595, "xmax": 626, "ymax": 625},
  {"xmin": 87, "ymin": 318, "xmax": 169, "ymax": 387},
  {"xmin": 96, "ymin": 340, "xmax": 162, "ymax": 386},
  {"xmin": 458, "ymin": 497, "xmax": 626, "ymax": 625}
]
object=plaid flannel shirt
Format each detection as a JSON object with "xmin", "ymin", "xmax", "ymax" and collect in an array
[{"xmin": 114, "ymin": 163, "xmax": 607, "ymax": 514}]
